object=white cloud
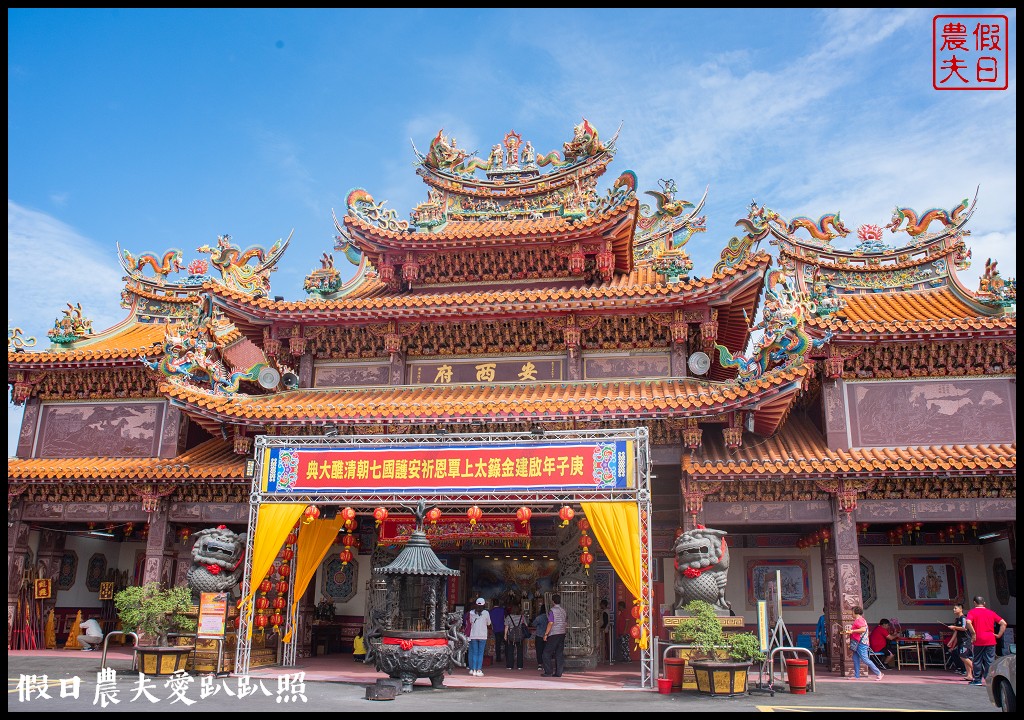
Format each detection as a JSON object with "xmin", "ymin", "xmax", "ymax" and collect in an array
[{"xmin": 8, "ymin": 201, "xmax": 127, "ymax": 456}]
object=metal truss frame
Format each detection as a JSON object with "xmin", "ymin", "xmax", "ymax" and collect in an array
[{"xmin": 235, "ymin": 427, "xmax": 654, "ymax": 687}]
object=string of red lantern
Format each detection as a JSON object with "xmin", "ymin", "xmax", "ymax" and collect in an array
[{"xmin": 578, "ymin": 517, "xmax": 593, "ymax": 573}]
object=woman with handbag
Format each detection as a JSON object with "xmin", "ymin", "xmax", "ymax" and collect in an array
[
  {"xmin": 842, "ymin": 606, "xmax": 884, "ymax": 680},
  {"xmin": 504, "ymin": 602, "xmax": 529, "ymax": 670}
]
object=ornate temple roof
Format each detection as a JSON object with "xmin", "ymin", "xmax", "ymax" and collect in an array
[
  {"xmin": 683, "ymin": 415, "xmax": 1016, "ymax": 480},
  {"xmin": 209, "ymin": 253, "xmax": 769, "ymax": 324},
  {"xmin": 7, "ymin": 439, "xmax": 244, "ymax": 481},
  {"xmin": 8, "ymin": 320, "xmax": 165, "ymax": 369},
  {"xmin": 163, "ymin": 364, "xmax": 808, "ymax": 432}
]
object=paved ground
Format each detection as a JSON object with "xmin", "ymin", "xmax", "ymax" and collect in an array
[{"xmin": 9, "ymin": 649, "xmax": 1002, "ymax": 713}]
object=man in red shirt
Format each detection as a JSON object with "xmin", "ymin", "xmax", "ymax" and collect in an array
[
  {"xmin": 965, "ymin": 596, "xmax": 1006, "ymax": 686},
  {"xmin": 868, "ymin": 618, "xmax": 898, "ymax": 669}
]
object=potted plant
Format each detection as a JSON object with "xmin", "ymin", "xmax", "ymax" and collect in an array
[
  {"xmin": 671, "ymin": 600, "xmax": 765, "ymax": 697},
  {"xmin": 114, "ymin": 582, "xmax": 197, "ymax": 676}
]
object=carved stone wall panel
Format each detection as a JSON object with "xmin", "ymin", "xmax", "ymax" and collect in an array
[
  {"xmin": 22, "ymin": 503, "xmax": 66, "ymax": 521},
  {"xmin": 168, "ymin": 503, "xmax": 204, "ymax": 522},
  {"xmin": 976, "ymin": 499, "xmax": 1017, "ymax": 521},
  {"xmin": 202, "ymin": 503, "xmax": 248, "ymax": 523},
  {"xmin": 822, "ymin": 380, "xmax": 848, "ymax": 450},
  {"xmin": 703, "ymin": 500, "xmax": 831, "ymax": 525},
  {"xmin": 109, "ymin": 503, "xmax": 147, "ymax": 520},
  {"xmin": 159, "ymin": 405, "xmax": 182, "ymax": 458}
]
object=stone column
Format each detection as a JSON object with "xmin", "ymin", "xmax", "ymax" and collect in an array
[
  {"xmin": 35, "ymin": 530, "xmax": 66, "ymax": 632},
  {"xmin": 821, "ymin": 498, "xmax": 862, "ymax": 675},
  {"xmin": 298, "ymin": 352, "xmax": 314, "ymax": 389},
  {"xmin": 7, "ymin": 496, "xmax": 31, "ymax": 631},
  {"xmin": 143, "ymin": 498, "xmax": 176, "ymax": 587},
  {"xmin": 670, "ymin": 336, "xmax": 689, "ymax": 378},
  {"xmin": 389, "ymin": 350, "xmax": 406, "ymax": 385},
  {"xmin": 566, "ymin": 347, "xmax": 583, "ymax": 381}
]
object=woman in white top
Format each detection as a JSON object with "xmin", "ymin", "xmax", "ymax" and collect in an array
[{"xmin": 466, "ymin": 597, "xmax": 492, "ymax": 676}]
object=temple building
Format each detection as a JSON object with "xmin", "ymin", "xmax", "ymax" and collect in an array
[{"xmin": 8, "ymin": 120, "xmax": 1015, "ymax": 674}]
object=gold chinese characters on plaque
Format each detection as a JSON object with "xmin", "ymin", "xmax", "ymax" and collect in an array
[
  {"xmin": 98, "ymin": 581, "xmax": 115, "ymax": 600},
  {"xmin": 34, "ymin": 578, "xmax": 52, "ymax": 600}
]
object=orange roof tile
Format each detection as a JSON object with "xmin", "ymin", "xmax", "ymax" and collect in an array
[
  {"xmin": 8, "ymin": 321, "xmax": 166, "ymax": 367},
  {"xmin": 209, "ymin": 253, "xmax": 772, "ymax": 320},
  {"xmin": 165, "ymin": 363, "xmax": 807, "ymax": 426},
  {"xmin": 683, "ymin": 415, "xmax": 1016, "ymax": 477},
  {"xmin": 814, "ymin": 287, "xmax": 1014, "ymax": 334},
  {"xmin": 8, "ymin": 439, "xmax": 244, "ymax": 481}
]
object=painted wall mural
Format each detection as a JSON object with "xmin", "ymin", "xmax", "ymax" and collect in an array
[
  {"xmin": 895, "ymin": 555, "xmax": 965, "ymax": 607},
  {"xmin": 583, "ymin": 353, "xmax": 670, "ymax": 380},
  {"xmin": 86, "ymin": 553, "xmax": 108, "ymax": 592},
  {"xmin": 314, "ymin": 363, "xmax": 391, "ymax": 388},
  {"xmin": 36, "ymin": 402, "xmax": 164, "ymax": 458},
  {"xmin": 746, "ymin": 558, "xmax": 811, "ymax": 608},
  {"xmin": 846, "ymin": 377, "xmax": 1015, "ymax": 448},
  {"xmin": 470, "ymin": 558, "xmax": 559, "ymax": 602}
]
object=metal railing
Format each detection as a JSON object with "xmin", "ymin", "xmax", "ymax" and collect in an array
[
  {"xmin": 100, "ymin": 632, "xmax": 139, "ymax": 671},
  {"xmin": 767, "ymin": 646, "xmax": 816, "ymax": 693}
]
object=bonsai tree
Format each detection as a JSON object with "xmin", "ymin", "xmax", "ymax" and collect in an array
[
  {"xmin": 671, "ymin": 599, "xmax": 765, "ymax": 663},
  {"xmin": 113, "ymin": 582, "xmax": 196, "ymax": 646}
]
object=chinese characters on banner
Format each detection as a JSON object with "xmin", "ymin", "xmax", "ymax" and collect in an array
[
  {"xmin": 933, "ymin": 15, "xmax": 1008, "ymax": 90},
  {"xmin": 262, "ymin": 440, "xmax": 633, "ymax": 493},
  {"xmin": 408, "ymin": 358, "xmax": 563, "ymax": 384}
]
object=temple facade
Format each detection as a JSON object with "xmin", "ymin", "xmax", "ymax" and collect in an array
[{"xmin": 8, "ymin": 120, "xmax": 1016, "ymax": 672}]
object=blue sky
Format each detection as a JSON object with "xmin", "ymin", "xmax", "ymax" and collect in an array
[{"xmin": 8, "ymin": 8, "xmax": 1017, "ymax": 455}]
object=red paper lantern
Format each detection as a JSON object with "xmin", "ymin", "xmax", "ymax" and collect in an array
[
  {"xmin": 276, "ymin": 580, "xmax": 289, "ymax": 594},
  {"xmin": 259, "ymin": 579, "xmax": 273, "ymax": 594},
  {"xmin": 373, "ymin": 507, "xmax": 389, "ymax": 527},
  {"xmin": 340, "ymin": 507, "xmax": 356, "ymax": 523},
  {"xmin": 234, "ymin": 615, "xmax": 240, "ymax": 629},
  {"xmin": 516, "ymin": 507, "xmax": 532, "ymax": 526},
  {"xmin": 580, "ymin": 551, "xmax": 593, "ymax": 569},
  {"xmin": 342, "ymin": 533, "xmax": 358, "ymax": 548},
  {"xmin": 270, "ymin": 613, "xmax": 284, "ymax": 627},
  {"xmin": 467, "ymin": 506, "xmax": 483, "ymax": 526},
  {"xmin": 272, "ymin": 596, "xmax": 286, "ymax": 610},
  {"xmin": 344, "ymin": 518, "xmax": 358, "ymax": 533},
  {"xmin": 630, "ymin": 604, "xmax": 642, "ymax": 620},
  {"xmin": 179, "ymin": 527, "xmax": 192, "ymax": 543},
  {"xmin": 579, "ymin": 535, "xmax": 593, "ymax": 548},
  {"xmin": 279, "ymin": 548, "xmax": 294, "ymax": 562},
  {"xmin": 302, "ymin": 505, "xmax": 321, "ymax": 524},
  {"xmin": 286, "ymin": 532, "xmax": 298, "ymax": 545},
  {"xmin": 254, "ymin": 614, "xmax": 269, "ymax": 629},
  {"xmin": 278, "ymin": 563, "xmax": 291, "ymax": 578},
  {"xmin": 558, "ymin": 506, "xmax": 575, "ymax": 527},
  {"xmin": 339, "ymin": 548, "xmax": 354, "ymax": 566},
  {"xmin": 426, "ymin": 507, "xmax": 442, "ymax": 525},
  {"xmin": 578, "ymin": 518, "xmax": 590, "ymax": 533},
  {"xmin": 629, "ymin": 624, "xmax": 642, "ymax": 639},
  {"xmin": 255, "ymin": 597, "xmax": 270, "ymax": 610}
]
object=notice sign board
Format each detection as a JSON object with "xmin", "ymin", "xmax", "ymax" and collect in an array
[
  {"xmin": 198, "ymin": 592, "xmax": 228, "ymax": 639},
  {"xmin": 261, "ymin": 439, "xmax": 634, "ymax": 494}
]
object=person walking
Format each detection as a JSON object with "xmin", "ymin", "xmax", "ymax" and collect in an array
[
  {"xmin": 945, "ymin": 603, "xmax": 973, "ymax": 678},
  {"xmin": 532, "ymin": 604, "xmax": 548, "ymax": 670},
  {"xmin": 504, "ymin": 602, "xmax": 529, "ymax": 670},
  {"xmin": 490, "ymin": 600, "xmax": 505, "ymax": 665},
  {"xmin": 815, "ymin": 608, "xmax": 828, "ymax": 664},
  {"xmin": 965, "ymin": 596, "xmax": 1006, "ymax": 686},
  {"xmin": 596, "ymin": 598, "xmax": 610, "ymax": 663},
  {"xmin": 541, "ymin": 593, "xmax": 568, "ymax": 677},
  {"xmin": 466, "ymin": 597, "xmax": 492, "ymax": 676},
  {"xmin": 842, "ymin": 606, "xmax": 884, "ymax": 680}
]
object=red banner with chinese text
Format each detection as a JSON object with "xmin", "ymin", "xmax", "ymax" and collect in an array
[{"xmin": 379, "ymin": 514, "xmax": 530, "ymax": 548}]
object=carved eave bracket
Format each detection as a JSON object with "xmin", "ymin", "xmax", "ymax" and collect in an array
[
  {"xmin": 813, "ymin": 477, "xmax": 876, "ymax": 513},
  {"xmin": 128, "ymin": 483, "xmax": 178, "ymax": 515},
  {"xmin": 10, "ymin": 370, "xmax": 43, "ymax": 406},
  {"xmin": 681, "ymin": 478, "xmax": 721, "ymax": 520},
  {"xmin": 367, "ymin": 321, "xmax": 420, "ymax": 358},
  {"xmin": 8, "ymin": 483, "xmax": 28, "ymax": 511},
  {"xmin": 700, "ymin": 309, "xmax": 719, "ymax": 353}
]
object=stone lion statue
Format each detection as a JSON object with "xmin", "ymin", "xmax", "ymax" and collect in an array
[
  {"xmin": 673, "ymin": 526, "xmax": 731, "ymax": 615},
  {"xmin": 186, "ymin": 525, "xmax": 247, "ymax": 597}
]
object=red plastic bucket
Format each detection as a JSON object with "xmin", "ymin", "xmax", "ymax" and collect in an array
[
  {"xmin": 664, "ymin": 656, "xmax": 686, "ymax": 691},
  {"xmin": 786, "ymin": 658, "xmax": 809, "ymax": 694},
  {"xmin": 657, "ymin": 677, "xmax": 673, "ymax": 694}
]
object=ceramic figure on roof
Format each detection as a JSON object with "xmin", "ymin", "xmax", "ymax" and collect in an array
[
  {"xmin": 304, "ymin": 253, "xmax": 343, "ymax": 297},
  {"xmin": 47, "ymin": 303, "xmax": 94, "ymax": 345},
  {"xmin": 977, "ymin": 258, "xmax": 1016, "ymax": 309},
  {"xmin": 520, "ymin": 140, "xmax": 536, "ymax": 167},
  {"xmin": 118, "ymin": 246, "xmax": 184, "ymax": 283},
  {"xmin": 786, "ymin": 212, "xmax": 850, "ymax": 244},
  {"xmin": 536, "ymin": 118, "xmax": 607, "ymax": 168},
  {"xmin": 346, "ymin": 189, "xmax": 411, "ymax": 233},
  {"xmin": 8, "ymin": 327, "xmax": 37, "ymax": 352},
  {"xmin": 196, "ymin": 232, "xmax": 290, "ymax": 298},
  {"xmin": 634, "ymin": 179, "xmax": 707, "ymax": 265},
  {"xmin": 886, "ymin": 196, "xmax": 971, "ymax": 237},
  {"xmin": 422, "ymin": 129, "xmax": 469, "ymax": 172},
  {"xmin": 713, "ymin": 201, "xmax": 776, "ymax": 274}
]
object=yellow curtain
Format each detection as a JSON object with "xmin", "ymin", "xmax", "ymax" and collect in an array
[
  {"xmin": 283, "ymin": 515, "xmax": 345, "ymax": 642},
  {"xmin": 581, "ymin": 500, "xmax": 646, "ymax": 648},
  {"xmin": 242, "ymin": 503, "xmax": 306, "ymax": 640}
]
